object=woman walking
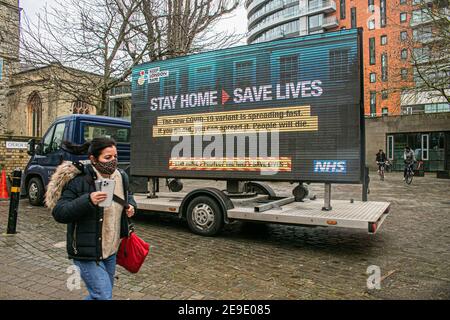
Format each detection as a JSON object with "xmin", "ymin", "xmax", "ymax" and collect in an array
[{"xmin": 45, "ymin": 137, "xmax": 137, "ymax": 300}]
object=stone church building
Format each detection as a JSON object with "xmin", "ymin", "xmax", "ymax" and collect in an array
[{"xmin": 0, "ymin": 0, "xmax": 98, "ymax": 138}]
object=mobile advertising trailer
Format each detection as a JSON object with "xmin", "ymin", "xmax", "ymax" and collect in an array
[{"xmin": 131, "ymin": 29, "xmax": 390, "ymax": 236}]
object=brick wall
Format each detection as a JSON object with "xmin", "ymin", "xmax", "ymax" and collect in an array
[{"xmin": 0, "ymin": 135, "xmax": 33, "ymax": 179}]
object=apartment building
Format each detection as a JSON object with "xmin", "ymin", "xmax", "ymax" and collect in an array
[
  {"xmin": 245, "ymin": 0, "xmax": 450, "ymax": 173},
  {"xmin": 245, "ymin": 0, "xmax": 448, "ymax": 117}
]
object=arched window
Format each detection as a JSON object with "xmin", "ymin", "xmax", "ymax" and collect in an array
[
  {"xmin": 27, "ymin": 91, "xmax": 42, "ymax": 137},
  {"xmin": 72, "ymin": 99, "xmax": 92, "ymax": 114}
]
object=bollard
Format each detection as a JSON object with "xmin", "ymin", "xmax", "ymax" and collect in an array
[{"xmin": 7, "ymin": 169, "xmax": 22, "ymax": 234}]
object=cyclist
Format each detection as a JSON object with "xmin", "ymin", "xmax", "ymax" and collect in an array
[
  {"xmin": 376, "ymin": 149, "xmax": 387, "ymax": 177},
  {"xmin": 403, "ymin": 146, "xmax": 416, "ymax": 180}
]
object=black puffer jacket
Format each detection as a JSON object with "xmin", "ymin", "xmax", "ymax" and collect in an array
[{"xmin": 48, "ymin": 161, "xmax": 137, "ymax": 261}]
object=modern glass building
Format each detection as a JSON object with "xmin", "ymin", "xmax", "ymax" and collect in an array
[{"xmin": 246, "ymin": 0, "xmax": 338, "ymax": 44}]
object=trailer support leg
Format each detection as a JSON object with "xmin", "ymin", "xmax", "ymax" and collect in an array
[
  {"xmin": 322, "ymin": 183, "xmax": 332, "ymax": 211},
  {"xmin": 362, "ymin": 166, "xmax": 369, "ymax": 202},
  {"xmin": 226, "ymin": 180, "xmax": 244, "ymax": 193},
  {"xmin": 147, "ymin": 177, "xmax": 159, "ymax": 199}
]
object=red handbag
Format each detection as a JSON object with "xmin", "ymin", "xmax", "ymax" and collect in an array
[{"xmin": 117, "ymin": 230, "xmax": 150, "ymax": 273}]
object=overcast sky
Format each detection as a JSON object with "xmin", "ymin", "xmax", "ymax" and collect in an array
[{"xmin": 19, "ymin": 0, "xmax": 248, "ymax": 45}]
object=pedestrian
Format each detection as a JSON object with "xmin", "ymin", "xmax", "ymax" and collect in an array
[
  {"xmin": 403, "ymin": 146, "xmax": 416, "ymax": 180},
  {"xmin": 375, "ymin": 149, "xmax": 387, "ymax": 176},
  {"xmin": 45, "ymin": 137, "xmax": 137, "ymax": 300}
]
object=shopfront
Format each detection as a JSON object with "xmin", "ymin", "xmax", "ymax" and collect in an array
[{"xmin": 386, "ymin": 131, "xmax": 449, "ymax": 171}]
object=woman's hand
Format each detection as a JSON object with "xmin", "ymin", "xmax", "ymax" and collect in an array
[
  {"xmin": 90, "ymin": 191, "xmax": 108, "ymax": 206},
  {"xmin": 126, "ymin": 204, "xmax": 135, "ymax": 218}
]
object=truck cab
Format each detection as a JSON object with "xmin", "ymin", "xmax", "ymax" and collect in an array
[{"xmin": 23, "ymin": 114, "xmax": 131, "ymax": 206}]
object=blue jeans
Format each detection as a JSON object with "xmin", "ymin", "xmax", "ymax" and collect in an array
[{"xmin": 73, "ymin": 254, "xmax": 116, "ymax": 300}]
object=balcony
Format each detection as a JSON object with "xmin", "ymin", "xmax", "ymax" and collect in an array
[
  {"xmin": 248, "ymin": 2, "xmax": 284, "ymax": 27},
  {"xmin": 248, "ymin": 0, "xmax": 299, "ymax": 28},
  {"xmin": 322, "ymin": 15, "xmax": 339, "ymax": 29},
  {"xmin": 410, "ymin": 7, "xmax": 450, "ymax": 27},
  {"xmin": 247, "ymin": 0, "xmax": 271, "ymax": 16},
  {"xmin": 412, "ymin": 48, "xmax": 449, "ymax": 66},
  {"xmin": 300, "ymin": 0, "xmax": 336, "ymax": 17},
  {"xmin": 248, "ymin": 9, "xmax": 302, "ymax": 43},
  {"xmin": 414, "ymin": 35, "xmax": 442, "ymax": 44}
]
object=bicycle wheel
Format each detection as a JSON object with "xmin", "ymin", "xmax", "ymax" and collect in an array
[{"xmin": 405, "ymin": 173, "xmax": 413, "ymax": 185}]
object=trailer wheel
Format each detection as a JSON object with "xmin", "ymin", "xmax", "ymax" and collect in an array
[
  {"xmin": 186, "ymin": 196, "xmax": 224, "ymax": 236},
  {"xmin": 28, "ymin": 177, "xmax": 44, "ymax": 206}
]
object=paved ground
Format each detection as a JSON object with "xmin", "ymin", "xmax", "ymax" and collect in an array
[{"xmin": 0, "ymin": 172, "xmax": 449, "ymax": 300}]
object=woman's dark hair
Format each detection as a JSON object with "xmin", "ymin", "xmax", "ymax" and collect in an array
[{"xmin": 62, "ymin": 137, "xmax": 117, "ymax": 158}]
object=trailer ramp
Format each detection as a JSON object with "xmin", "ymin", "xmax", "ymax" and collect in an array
[{"xmin": 227, "ymin": 198, "xmax": 390, "ymax": 234}]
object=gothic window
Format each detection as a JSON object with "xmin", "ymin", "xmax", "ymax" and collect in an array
[{"xmin": 27, "ymin": 91, "xmax": 42, "ymax": 137}]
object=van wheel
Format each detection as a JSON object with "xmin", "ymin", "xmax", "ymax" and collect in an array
[
  {"xmin": 186, "ymin": 196, "xmax": 224, "ymax": 236},
  {"xmin": 28, "ymin": 177, "xmax": 44, "ymax": 206}
]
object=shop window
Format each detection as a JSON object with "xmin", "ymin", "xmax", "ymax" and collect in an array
[
  {"xmin": 421, "ymin": 134, "xmax": 429, "ymax": 161},
  {"xmin": 387, "ymin": 135, "xmax": 394, "ymax": 160}
]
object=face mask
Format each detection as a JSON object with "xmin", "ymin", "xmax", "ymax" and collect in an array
[{"xmin": 93, "ymin": 158, "xmax": 118, "ymax": 175}]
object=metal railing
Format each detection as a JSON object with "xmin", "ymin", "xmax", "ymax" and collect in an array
[{"xmin": 322, "ymin": 15, "xmax": 339, "ymax": 28}]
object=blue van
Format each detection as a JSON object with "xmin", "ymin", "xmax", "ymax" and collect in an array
[{"xmin": 23, "ymin": 114, "xmax": 134, "ymax": 206}]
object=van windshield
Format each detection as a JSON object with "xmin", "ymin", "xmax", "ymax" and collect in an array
[{"xmin": 82, "ymin": 124, "xmax": 130, "ymax": 143}]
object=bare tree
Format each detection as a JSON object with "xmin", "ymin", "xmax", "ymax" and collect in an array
[
  {"xmin": 21, "ymin": 0, "xmax": 149, "ymax": 115},
  {"xmin": 20, "ymin": 0, "xmax": 243, "ymax": 115},
  {"xmin": 382, "ymin": 0, "xmax": 449, "ymax": 109},
  {"xmin": 137, "ymin": 0, "xmax": 242, "ymax": 62}
]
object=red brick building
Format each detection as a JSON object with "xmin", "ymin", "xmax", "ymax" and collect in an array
[
  {"xmin": 337, "ymin": 0, "xmax": 417, "ymax": 116},
  {"xmin": 245, "ymin": 0, "xmax": 444, "ymax": 116}
]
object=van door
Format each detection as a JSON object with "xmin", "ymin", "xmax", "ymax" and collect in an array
[{"xmin": 39, "ymin": 121, "xmax": 67, "ymax": 178}]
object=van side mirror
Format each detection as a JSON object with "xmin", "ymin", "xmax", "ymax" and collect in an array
[{"xmin": 27, "ymin": 139, "xmax": 36, "ymax": 156}]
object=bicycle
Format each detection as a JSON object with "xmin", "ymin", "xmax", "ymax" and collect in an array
[
  {"xmin": 377, "ymin": 161, "xmax": 386, "ymax": 181},
  {"xmin": 404, "ymin": 162, "xmax": 414, "ymax": 185},
  {"xmin": 385, "ymin": 160, "xmax": 393, "ymax": 173}
]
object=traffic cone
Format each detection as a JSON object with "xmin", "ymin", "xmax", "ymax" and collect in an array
[{"xmin": 0, "ymin": 168, "xmax": 9, "ymax": 200}]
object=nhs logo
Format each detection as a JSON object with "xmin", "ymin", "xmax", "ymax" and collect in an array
[{"xmin": 314, "ymin": 160, "xmax": 347, "ymax": 173}]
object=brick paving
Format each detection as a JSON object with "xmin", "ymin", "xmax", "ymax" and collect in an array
[{"xmin": 0, "ymin": 172, "xmax": 449, "ymax": 300}]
